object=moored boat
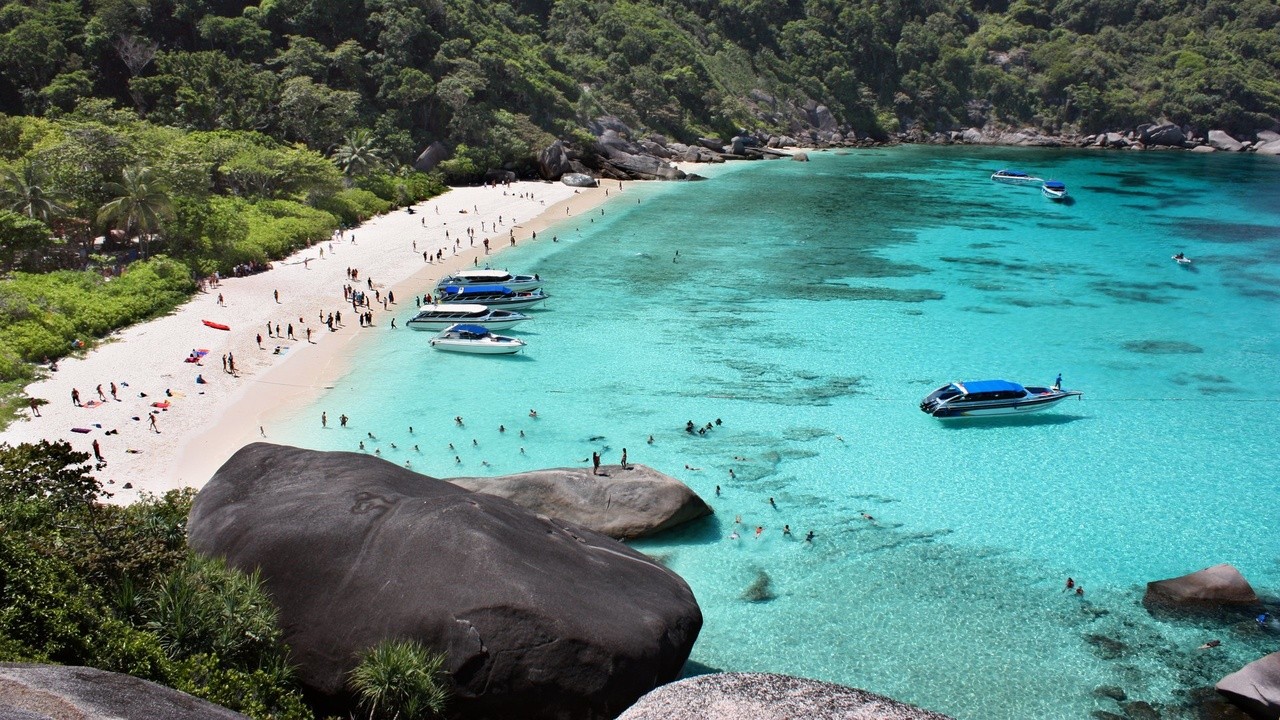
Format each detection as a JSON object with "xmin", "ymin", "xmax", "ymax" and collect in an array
[
  {"xmin": 920, "ymin": 379, "xmax": 1082, "ymax": 419},
  {"xmin": 1041, "ymin": 180, "xmax": 1068, "ymax": 201},
  {"xmin": 1172, "ymin": 253, "xmax": 1192, "ymax": 265},
  {"xmin": 435, "ymin": 284, "xmax": 549, "ymax": 309},
  {"xmin": 991, "ymin": 169, "xmax": 1043, "ymax": 185},
  {"xmin": 406, "ymin": 303, "xmax": 531, "ymax": 331},
  {"xmin": 435, "ymin": 269, "xmax": 542, "ymax": 292},
  {"xmin": 429, "ymin": 324, "xmax": 526, "ymax": 354}
]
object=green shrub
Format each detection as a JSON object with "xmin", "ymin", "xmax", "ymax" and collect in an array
[{"xmin": 350, "ymin": 639, "xmax": 449, "ymax": 720}]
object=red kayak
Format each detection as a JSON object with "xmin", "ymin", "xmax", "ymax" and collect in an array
[{"xmin": 202, "ymin": 320, "xmax": 231, "ymax": 331}]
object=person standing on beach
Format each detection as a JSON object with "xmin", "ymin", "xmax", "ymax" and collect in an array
[
  {"xmin": 71, "ymin": 388, "xmax": 81, "ymax": 406},
  {"xmin": 97, "ymin": 384, "xmax": 106, "ymax": 401},
  {"xmin": 256, "ymin": 333, "xmax": 263, "ymax": 348},
  {"xmin": 620, "ymin": 448, "xmax": 627, "ymax": 469},
  {"xmin": 92, "ymin": 438, "xmax": 103, "ymax": 462},
  {"xmin": 149, "ymin": 414, "xmax": 159, "ymax": 433},
  {"xmin": 274, "ymin": 289, "xmax": 280, "ymax": 303},
  {"xmin": 287, "ymin": 323, "xmax": 295, "ymax": 340},
  {"xmin": 110, "ymin": 382, "xmax": 117, "ymax": 400},
  {"xmin": 592, "ymin": 452, "xmax": 601, "ymax": 475}
]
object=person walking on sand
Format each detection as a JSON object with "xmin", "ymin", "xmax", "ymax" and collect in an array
[
  {"xmin": 256, "ymin": 333, "xmax": 263, "ymax": 348},
  {"xmin": 28, "ymin": 397, "xmax": 40, "ymax": 417},
  {"xmin": 97, "ymin": 384, "xmax": 106, "ymax": 401},
  {"xmin": 149, "ymin": 414, "xmax": 160, "ymax": 433},
  {"xmin": 274, "ymin": 289, "xmax": 280, "ymax": 303},
  {"xmin": 592, "ymin": 452, "xmax": 601, "ymax": 475},
  {"xmin": 620, "ymin": 448, "xmax": 628, "ymax": 469},
  {"xmin": 110, "ymin": 382, "xmax": 117, "ymax": 400},
  {"xmin": 71, "ymin": 388, "xmax": 81, "ymax": 406},
  {"xmin": 92, "ymin": 438, "xmax": 103, "ymax": 462},
  {"xmin": 287, "ymin": 323, "xmax": 295, "ymax": 340}
]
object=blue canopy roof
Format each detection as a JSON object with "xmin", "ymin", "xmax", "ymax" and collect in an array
[
  {"xmin": 441, "ymin": 284, "xmax": 513, "ymax": 295},
  {"xmin": 450, "ymin": 324, "xmax": 492, "ymax": 335},
  {"xmin": 1043, "ymin": 180, "xmax": 1066, "ymax": 189},
  {"xmin": 957, "ymin": 380, "xmax": 1025, "ymax": 394}
]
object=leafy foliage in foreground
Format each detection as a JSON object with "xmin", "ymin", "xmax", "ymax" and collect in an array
[
  {"xmin": 0, "ymin": 440, "xmax": 313, "ymax": 719},
  {"xmin": 351, "ymin": 639, "xmax": 450, "ymax": 720}
]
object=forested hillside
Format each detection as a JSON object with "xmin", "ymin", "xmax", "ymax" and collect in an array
[{"xmin": 2, "ymin": 0, "xmax": 1278, "ymax": 171}]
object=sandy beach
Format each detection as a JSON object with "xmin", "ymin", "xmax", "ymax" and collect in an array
[{"xmin": 0, "ymin": 180, "xmax": 621, "ymax": 503}]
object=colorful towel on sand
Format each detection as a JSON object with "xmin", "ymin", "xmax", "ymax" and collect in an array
[
  {"xmin": 83, "ymin": 400, "xmax": 102, "ymax": 408},
  {"xmin": 151, "ymin": 401, "xmax": 170, "ymax": 409}
]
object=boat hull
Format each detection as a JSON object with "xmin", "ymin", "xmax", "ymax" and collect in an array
[
  {"xmin": 928, "ymin": 393, "xmax": 1080, "ymax": 419},
  {"xmin": 409, "ymin": 316, "xmax": 528, "ymax": 331},
  {"xmin": 1042, "ymin": 188, "xmax": 1068, "ymax": 201},
  {"xmin": 429, "ymin": 338, "xmax": 525, "ymax": 354},
  {"xmin": 437, "ymin": 295, "xmax": 547, "ymax": 310}
]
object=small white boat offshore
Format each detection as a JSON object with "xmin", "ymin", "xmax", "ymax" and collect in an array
[
  {"xmin": 406, "ymin": 303, "xmax": 531, "ymax": 332},
  {"xmin": 429, "ymin": 324, "xmax": 526, "ymax": 354},
  {"xmin": 1172, "ymin": 253, "xmax": 1192, "ymax": 265},
  {"xmin": 436, "ymin": 284, "xmax": 549, "ymax": 309},
  {"xmin": 436, "ymin": 269, "xmax": 542, "ymax": 292},
  {"xmin": 991, "ymin": 169, "xmax": 1043, "ymax": 185},
  {"xmin": 920, "ymin": 379, "xmax": 1082, "ymax": 419},
  {"xmin": 1041, "ymin": 180, "xmax": 1069, "ymax": 201}
]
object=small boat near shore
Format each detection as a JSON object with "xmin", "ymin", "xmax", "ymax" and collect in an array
[
  {"xmin": 1172, "ymin": 253, "xmax": 1192, "ymax": 265},
  {"xmin": 406, "ymin": 303, "xmax": 531, "ymax": 331},
  {"xmin": 436, "ymin": 285, "xmax": 549, "ymax": 309},
  {"xmin": 1041, "ymin": 180, "xmax": 1069, "ymax": 201},
  {"xmin": 920, "ymin": 379, "xmax": 1082, "ymax": 419},
  {"xmin": 436, "ymin": 269, "xmax": 543, "ymax": 292},
  {"xmin": 991, "ymin": 169, "xmax": 1043, "ymax": 185},
  {"xmin": 429, "ymin": 324, "xmax": 526, "ymax": 354}
]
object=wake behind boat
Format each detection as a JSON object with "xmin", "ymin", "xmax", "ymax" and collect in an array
[
  {"xmin": 436, "ymin": 284, "xmax": 549, "ymax": 309},
  {"xmin": 429, "ymin": 324, "xmax": 526, "ymax": 354},
  {"xmin": 991, "ymin": 169, "xmax": 1043, "ymax": 185},
  {"xmin": 1041, "ymin": 180, "xmax": 1069, "ymax": 201},
  {"xmin": 406, "ymin": 303, "xmax": 531, "ymax": 331},
  {"xmin": 920, "ymin": 379, "xmax": 1081, "ymax": 419},
  {"xmin": 436, "ymin": 269, "xmax": 542, "ymax": 292}
]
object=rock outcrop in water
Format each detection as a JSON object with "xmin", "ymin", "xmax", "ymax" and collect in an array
[
  {"xmin": 616, "ymin": 672, "xmax": 955, "ymax": 720},
  {"xmin": 187, "ymin": 443, "xmax": 702, "ymax": 720},
  {"xmin": 1143, "ymin": 564, "xmax": 1260, "ymax": 611},
  {"xmin": 1216, "ymin": 652, "xmax": 1280, "ymax": 720},
  {"xmin": 0, "ymin": 663, "xmax": 248, "ymax": 719},
  {"xmin": 449, "ymin": 464, "xmax": 711, "ymax": 539}
]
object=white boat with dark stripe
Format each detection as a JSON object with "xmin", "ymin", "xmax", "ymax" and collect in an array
[
  {"xmin": 429, "ymin": 324, "xmax": 526, "ymax": 354},
  {"xmin": 435, "ymin": 269, "xmax": 542, "ymax": 292},
  {"xmin": 920, "ymin": 379, "xmax": 1081, "ymax": 419},
  {"xmin": 406, "ymin": 304, "xmax": 531, "ymax": 331}
]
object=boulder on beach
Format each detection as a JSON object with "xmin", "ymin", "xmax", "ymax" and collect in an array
[
  {"xmin": 1208, "ymin": 130, "xmax": 1244, "ymax": 152},
  {"xmin": 1216, "ymin": 652, "xmax": 1280, "ymax": 720},
  {"xmin": 187, "ymin": 443, "xmax": 702, "ymax": 720},
  {"xmin": 0, "ymin": 663, "xmax": 248, "ymax": 720},
  {"xmin": 616, "ymin": 672, "xmax": 955, "ymax": 720},
  {"xmin": 1255, "ymin": 139, "xmax": 1280, "ymax": 156},
  {"xmin": 449, "ymin": 464, "xmax": 712, "ymax": 539},
  {"xmin": 538, "ymin": 140, "xmax": 574, "ymax": 180},
  {"xmin": 1143, "ymin": 563, "xmax": 1259, "ymax": 611},
  {"xmin": 562, "ymin": 172, "xmax": 598, "ymax": 187},
  {"xmin": 1140, "ymin": 123, "xmax": 1187, "ymax": 147}
]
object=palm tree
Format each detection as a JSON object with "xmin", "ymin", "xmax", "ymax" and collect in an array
[
  {"xmin": 331, "ymin": 129, "xmax": 386, "ymax": 178},
  {"xmin": 97, "ymin": 165, "xmax": 173, "ymax": 258},
  {"xmin": 0, "ymin": 162, "xmax": 67, "ymax": 222}
]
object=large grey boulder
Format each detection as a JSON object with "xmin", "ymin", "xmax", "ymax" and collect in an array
[
  {"xmin": 1208, "ymin": 130, "xmax": 1244, "ymax": 151},
  {"xmin": 188, "ymin": 443, "xmax": 702, "ymax": 720},
  {"xmin": 1217, "ymin": 652, "xmax": 1280, "ymax": 720},
  {"xmin": 1255, "ymin": 139, "xmax": 1280, "ymax": 156},
  {"xmin": 561, "ymin": 172, "xmax": 598, "ymax": 188},
  {"xmin": 449, "ymin": 464, "xmax": 711, "ymax": 539},
  {"xmin": 598, "ymin": 129, "xmax": 640, "ymax": 156},
  {"xmin": 1141, "ymin": 123, "xmax": 1187, "ymax": 147},
  {"xmin": 616, "ymin": 673, "xmax": 954, "ymax": 720},
  {"xmin": 1143, "ymin": 564, "xmax": 1259, "ymax": 611},
  {"xmin": 538, "ymin": 140, "xmax": 574, "ymax": 180},
  {"xmin": 605, "ymin": 152, "xmax": 686, "ymax": 180},
  {"xmin": 414, "ymin": 141, "xmax": 451, "ymax": 173},
  {"xmin": 696, "ymin": 137, "xmax": 725, "ymax": 151},
  {"xmin": 1257, "ymin": 130, "xmax": 1280, "ymax": 143},
  {"xmin": 0, "ymin": 663, "xmax": 248, "ymax": 720}
]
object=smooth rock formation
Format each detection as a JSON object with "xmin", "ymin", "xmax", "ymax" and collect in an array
[
  {"xmin": 1255, "ymin": 139, "xmax": 1280, "ymax": 156},
  {"xmin": 616, "ymin": 673, "xmax": 954, "ymax": 720},
  {"xmin": 188, "ymin": 444, "xmax": 701, "ymax": 720},
  {"xmin": 1144, "ymin": 564, "xmax": 1259, "ymax": 610},
  {"xmin": 538, "ymin": 140, "xmax": 573, "ymax": 179},
  {"xmin": 1208, "ymin": 130, "xmax": 1244, "ymax": 151},
  {"xmin": 449, "ymin": 464, "xmax": 712, "ymax": 539},
  {"xmin": 1217, "ymin": 652, "xmax": 1280, "ymax": 720},
  {"xmin": 791, "ymin": 152, "xmax": 809, "ymax": 162},
  {"xmin": 1140, "ymin": 123, "xmax": 1187, "ymax": 147},
  {"xmin": 0, "ymin": 663, "xmax": 248, "ymax": 720},
  {"xmin": 414, "ymin": 140, "xmax": 451, "ymax": 173},
  {"xmin": 562, "ymin": 172, "xmax": 598, "ymax": 187}
]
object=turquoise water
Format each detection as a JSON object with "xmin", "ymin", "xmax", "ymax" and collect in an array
[{"xmin": 272, "ymin": 147, "xmax": 1280, "ymax": 719}]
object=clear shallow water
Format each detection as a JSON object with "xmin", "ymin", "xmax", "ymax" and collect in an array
[{"xmin": 272, "ymin": 147, "xmax": 1280, "ymax": 719}]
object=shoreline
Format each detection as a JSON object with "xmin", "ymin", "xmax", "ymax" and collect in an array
[{"xmin": 0, "ymin": 180, "xmax": 620, "ymax": 503}]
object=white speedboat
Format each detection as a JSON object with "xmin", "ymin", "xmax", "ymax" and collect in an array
[
  {"xmin": 436, "ymin": 284, "xmax": 549, "ymax": 309},
  {"xmin": 406, "ymin": 304, "xmax": 531, "ymax": 331},
  {"xmin": 429, "ymin": 324, "xmax": 526, "ymax": 354},
  {"xmin": 1041, "ymin": 180, "xmax": 1068, "ymax": 201},
  {"xmin": 991, "ymin": 169, "xmax": 1043, "ymax": 185},
  {"xmin": 920, "ymin": 379, "xmax": 1082, "ymax": 419},
  {"xmin": 436, "ymin": 269, "xmax": 542, "ymax": 292},
  {"xmin": 1172, "ymin": 253, "xmax": 1192, "ymax": 265}
]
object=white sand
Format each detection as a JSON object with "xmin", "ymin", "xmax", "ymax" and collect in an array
[{"xmin": 0, "ymin": 180, "xmax": 621, "ymax": 503}]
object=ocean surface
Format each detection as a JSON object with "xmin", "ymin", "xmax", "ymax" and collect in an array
[{"xmin": 272, "ymin": 147, "xmax": 1280, "ymax": 719}]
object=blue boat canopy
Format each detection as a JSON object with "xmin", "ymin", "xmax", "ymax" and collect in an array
[
  {"xmin": 450, "ymin": 324, "xmax": 492, "ymax": 335},
  {"xmin": 956, "ymin": 379, "xmax": 1025, "ymax": 394},
  {"xmin": 442, "ymin": 284, "xmax": 514, "ymax": 295},
  {"xmin": 996, "ymin": 169, "xmax": 1030, "ymax": 177},
  {"xmin": 1043, "ymin": 180, "xmax": 1066, "ymax": 189}
]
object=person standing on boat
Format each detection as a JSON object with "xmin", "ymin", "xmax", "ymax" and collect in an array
[{"xmin": 1053, "ymin": 373, "xmax": 1062, "ymax": 391}]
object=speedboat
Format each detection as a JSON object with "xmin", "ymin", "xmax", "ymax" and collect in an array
[
  {"xmin": 429, "ymin": 324, "xmax": 526, "ymax": 354},
  {"xmin": 435, "ymin": 284, "xmax": 549, "ymax": 309},
  {"xmin": 1172, "ymin": 254, "xmax": 1192, "ymax": 265},
  {"xmin": 1041, "ymin": 180, "xmax": 1068, "ymax": 201},
  {"xmin": 406, "ymin": 303, "xmax": 531, "ymax": 331},
  {"xmin": 991, "ymin": 169, "xmax": 1043, "ymax": 185},
  {"xmin": 920, "ymin": 379, "xmax": 1082, "ymax": 419},
  {"xmin": 435, "ymin": 269, "xmax": 542, "ymax": 292}
]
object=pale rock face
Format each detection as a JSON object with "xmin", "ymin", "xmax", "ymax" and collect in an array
[{"xmin": 1216, "ymin": 652, "xmax": 1280, "ymax": 720}]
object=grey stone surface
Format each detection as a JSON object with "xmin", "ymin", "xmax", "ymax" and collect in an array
[
  {"xmin": 538, "ymin": 140, "xmax": 573, "ymax": 180},
  {"xmin": 1141, "ymin": 123, "xmax": 1187, "ymax": 147},
  {"xmin": 1255, "ymin": 139, "xmax": 1280, "ymax": 156},
  {"xmin": 1144, "ymin": 564, "xmax": 1259, "ymax": 610},
  {"xmin": 188, "ymin": 444, "xmax": 701, "ymax": 720},
  {"xmin": 449, "ymin": 464, "xmax": 712, "ymax": 539},
  {"xmin": 1217, "ymin": 652, "xmax": 1280, "ymax": 720},
  {"xmin": 0, "ymin": 664, "xmax": 248, "ymax": 720},
  {"xmin": 413, "ymin": 140, "xmax": 450, "ymax": 173},
  {"xmin": 561, "ymin": 172, "xmax": 598, "ymax": 187},
  {"xmin": 616, "ymin": 673, "xmax": 954, "ymax": 720},
  {"xmin": 604, "ymin": 151, "xmax": 686, "ymax": 180},
  {"xmin": 1208, "ymin": 130, "xmax": 1244, "ymax": 151}
]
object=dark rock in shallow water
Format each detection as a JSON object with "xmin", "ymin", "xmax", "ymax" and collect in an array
[
  {"xmin": 616, "ymin": 672, "xmax": 954, "ymax": 720},
  {"xmin": 188, "ymin": 443, "xmax": 702, "ymax": 720},
  {"xmin": 1217, "ymin": 652, "xmax": 1280, "ymax": 720},
  {"xmin": 0, "ymin": 663, "xmax": 248, "ymax": 719},
  {"xmin": 1144, "ymin": 564, "xmax": 1259, "ymax": 612},
  {"xmin": 449, "ymin": 464, "xmax": 712, "ymax": 539},
  {"xmin": 740, "ymin": 569, "xmax": 775, "ymax": 602},
  {"xmin": 1094, "ymin": 685, "xmax": 1128, "ymax": 701},
  {"xmin": 1121, "ymin": 700, "xmax": 1160, "ymax": 720}
]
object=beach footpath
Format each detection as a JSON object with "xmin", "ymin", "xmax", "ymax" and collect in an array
[{"xmin": 0, "ymin": 180, "xmax": 619, "ymax": 503}]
